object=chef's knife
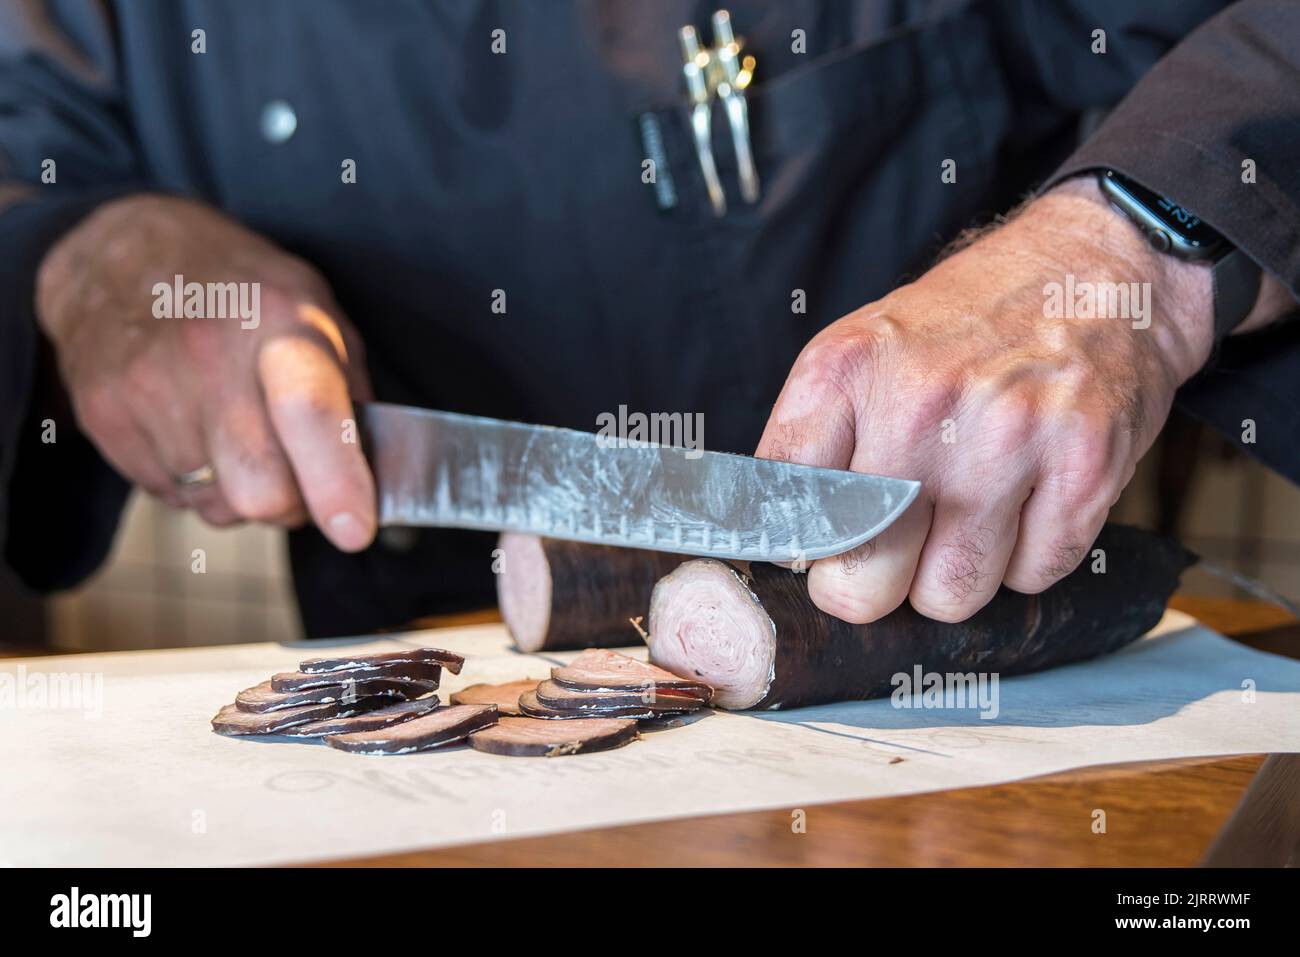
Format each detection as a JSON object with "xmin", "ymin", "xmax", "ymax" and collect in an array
[{"xmin": 359, "ymin": 401, "xmax": 919, "ymax": 562}]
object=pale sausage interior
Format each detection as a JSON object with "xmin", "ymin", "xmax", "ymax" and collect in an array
[
  {"xmin": 648, "ymin": 559, "xmax": 774, "ymax": 710},
  {"xmin": 497, "ymin": 532, "xmax": 551, "ymax": 652}
]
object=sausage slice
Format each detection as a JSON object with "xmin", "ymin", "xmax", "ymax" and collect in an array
[
  {"xmin": 450, "ymin": 679, "xmax": 539, "ymax": 715},
  {"xmin": 550, "ymin": 649, "xmax": 711, "ymax": 699},
  {"xmin": 470, "ymin": 715, "xmax": 638, "ymax": 757},
  {"xmin": 271, "ymin": 660, "xmax": 443, "ymax": 691},
  {"xmin": 280, "ymin": 696, "xmax": 444, "ymax": 737},
  {"xmin": 324, "ymin": 704, "xmax": 498, "ymax": 755},
  {"xmin": 235, "ymin": 677, "xmax": 437, "ymax": 713},
  {"xmin": 300, "ymin": 647, "xmax": 464, "ymax": 676}
]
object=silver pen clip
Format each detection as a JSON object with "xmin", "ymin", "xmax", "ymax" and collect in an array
[
  {"xmin": 710, "ymin": 10, "xmax": 760, "ymax": 206},
  {"xmin": 679, "ymin": 25, "xmax": 727, "ymax": 217}
]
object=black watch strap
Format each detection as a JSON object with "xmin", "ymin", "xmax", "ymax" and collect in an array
[{"xmin": 1212, "ymin": 248, "xmax": 1262, "ymax": 343}]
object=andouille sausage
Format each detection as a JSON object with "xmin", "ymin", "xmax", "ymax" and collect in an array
[
  {"xmin": 497, "ymin": 533, "xmax": 685, "ymax": 652},
  {"xmin": 647, "ymin": 524, "xmax": 1194, "ymax": 710}
]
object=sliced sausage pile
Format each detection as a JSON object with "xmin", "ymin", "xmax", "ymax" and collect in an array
[
  {"xmin": 210, "ymin": 647, "xmax": 485, "ymax": 752},
  {"xmin": 452, "ymin": 649, "xmax": 712, "ymax": 756},
  {"xmin": 516, "ymin": 648, "xmax": 712, "ymax": 720},
  {"xmin": 212, "ymin": 647, "xmax": 712, "ymax": 758}
]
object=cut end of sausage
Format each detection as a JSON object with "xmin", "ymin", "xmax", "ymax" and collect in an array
[
  {"xmin": 647, "ymin": 559, "xmax": 776, "ymax": 710},
  {"xmin": 497, "ymin": 533, "xmax": 552, "ymax": 652}
]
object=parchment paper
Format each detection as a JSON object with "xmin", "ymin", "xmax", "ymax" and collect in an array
[{"xmin": 2, "ymin": 611, "xmax": 1297, "ymax": 867}]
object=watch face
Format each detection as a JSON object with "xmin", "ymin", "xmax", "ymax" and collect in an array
[{"xmin": 1102, "ymin": 171, "xmax": 1225, "ymax": 258}]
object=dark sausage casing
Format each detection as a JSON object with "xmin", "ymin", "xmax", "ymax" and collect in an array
[{"xmin": 497, "ymin": 533, "xmax": 684, "ymax": 652}]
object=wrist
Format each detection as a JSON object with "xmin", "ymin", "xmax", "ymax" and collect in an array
[{"xmin": 1032, "ymin": 175, "xmax": 1215, "ymax": 384}]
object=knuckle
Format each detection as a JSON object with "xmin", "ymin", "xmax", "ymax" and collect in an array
[
  {"xmin": 799, "ymin": 318, "xmax": 897, "ymax": 395},
  {"xmin": 1006, "ymin": 537, "xmax": 1088, "ymax": 594},
  {"xmin": 121, "ymin": 348, "xmax": 173, "ymax": 407},
  {"xmin": 982, "ymin": 390, "xmax": 1039, "ymax": 454},
  {"xmin": 927, "ymin": 525, "xmax": 997, "ymax": 606},
  {"xmin": 1038, "ymin": 536, "xmax": 1089, "ymax": 583},
  {"xmin": 901, "ymin": 381, "xmax": 962, "ymax": 442},
  {"xmin": 74, "ymin": 380, "xmax": 118, "ymax": 433},
  {"xmin": 1056, "ymin": 425, "xmax": 1115, "ymax": 500}
]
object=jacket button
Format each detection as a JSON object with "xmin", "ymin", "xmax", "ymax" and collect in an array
[{"xmin": 259, "ymin": 100, "xmax": 298, "ymax": 143}]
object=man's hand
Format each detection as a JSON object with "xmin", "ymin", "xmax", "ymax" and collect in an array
[
  {"xmin": 36, "ymin": 194, "xmax": 377, "ymax": 550},
  {"xmin": 757, "ymin": 176, "xmax": 1216, "ymax": 624}
]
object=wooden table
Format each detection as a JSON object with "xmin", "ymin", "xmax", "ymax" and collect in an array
[{"xmin": 330, "ymin": 595, "xmax": 1298, "ymax": 867}]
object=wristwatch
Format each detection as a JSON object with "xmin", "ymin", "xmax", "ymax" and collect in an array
[{"xmin": 1097, "ymin": 169, "xmax": 1261, "ymax": 342}]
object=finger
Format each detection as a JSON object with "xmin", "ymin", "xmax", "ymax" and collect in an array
[
  {"xmin": 205, "ymin": 387, "xmax": 309, "ymax": 527},
  {"xmin": 754, "ymin": 334, "xmax": 861, "ymax": 470},
  {"xmin": 1003, "ymin": 427, "xmax": 1128, "ymax": 593},
  {"xmin": 908, "ymin": 480, "xmax": 1031, "ymax": 622},
  {"xmin": 259, "ymin": 331, "xmax": 376, "ymax": 552},
  {"xmin": 295, "ymin": 299, "xmax": 373, "ymax": 402},
  {"xmin": 71, "ymin": 385, "xmax": 180, "ymax": 504},
  {"xmin": 336, "ymin": 316, "xmax": 374, "ymax": 401},
  {"xmin": 193, "ymin": 496, "xmax": 244, "ymax": 528},
  {"xmin": 122, "ymin": 375, "xmax": 243, "ymax": 521},
  {"xmin": 807, "ymin": 496, "xmax": 932, "ymax": 623}
]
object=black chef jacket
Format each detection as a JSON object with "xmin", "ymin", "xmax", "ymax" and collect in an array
[{"xmin": 1, "ymin": 1, "xmax": 1297, "ymax": 636}]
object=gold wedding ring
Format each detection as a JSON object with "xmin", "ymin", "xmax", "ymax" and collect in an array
[{"xmin": 174, "ymin": 464, "xmax": 217, "ymax": 488}]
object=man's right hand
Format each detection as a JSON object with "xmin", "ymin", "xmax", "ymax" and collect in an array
[{"xmin": 35, "ymin": 194, "xmax": 377, "ymax": 551}]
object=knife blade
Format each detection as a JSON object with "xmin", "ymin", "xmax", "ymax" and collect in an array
[{"xmin": 359, "ymin": 401, "xmax": 920, "ymax": 562}]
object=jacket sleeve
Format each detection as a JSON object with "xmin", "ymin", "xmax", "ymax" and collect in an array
[
  {"xmin": 1042, "ymin": 0, "xmax": 1300, "ymax": 481},
  {"xmin": 0, "ymin": 0, "xmax": 142, "ymax": 589}
]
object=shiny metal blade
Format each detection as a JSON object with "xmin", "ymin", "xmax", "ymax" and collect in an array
[{"xmin": 360, "ymin": 402, "xmax": 920, "ymax": 562}]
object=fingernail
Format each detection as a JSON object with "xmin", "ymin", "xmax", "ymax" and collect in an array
[{"xmin": 328, "ymin": 511, "xmax": 373, "ymax": 552}]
